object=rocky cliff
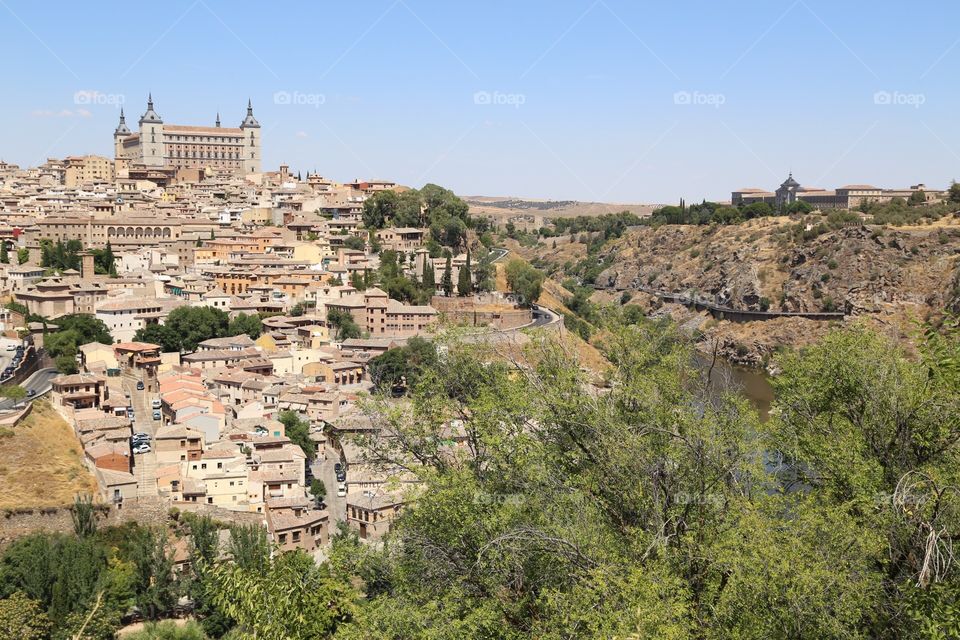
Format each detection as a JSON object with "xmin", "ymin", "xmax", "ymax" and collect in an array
[{"xmin": 530, "ymin": 215, "xmax": 960, "ymax": 365}]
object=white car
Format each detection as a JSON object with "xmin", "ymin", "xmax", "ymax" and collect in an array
[
  {"xmin": 5, "ymin": 344, "xmax": 16, "ymax": 351},
  {"xmin": 336, "ymin": 483, "xmax": 347, "ymax": 497},
  {"xmin": 133, "ymin": 443, "xmax": 151, "ymax": 454}
]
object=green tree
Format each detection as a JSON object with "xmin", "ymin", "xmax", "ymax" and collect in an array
[
  {"xmin": 0, "ymin": 384, "xmax": 26, "ymax": 401},
  {"xmin": 473, "ymin": 252, "xmax": 495, "ymax": 293},
  {"xmin": 129, "ymin": 527, "xmax": 177, "ymax": 620},
  {"xmin": 504, "ymin": 259, "xmax": 544, "ymax": 307},
  {"xmin": 134, "ymin": 324, "xmax": 180, "ymax": 353},
  {"xmin": 0, "ymin": 242, "xmax": 8, "ymax": 264},
  {"xmin": 53, "ymin": 314, "xmax": 113, "ymax": 346},
  {"xmin": 0, "ymin": 592, "xmax": 52, "ymax": 640},
  {"xmin": 741, "ymin": 201, "xmax": 773, "ymax": 219},
  {"xmin": 225, "ymin": 525, "xmax": 270, "ymax": 573},
  {"xmin": 208, "ymin": 550, "xmax": 356, "ymax": 640},
  {"xmin": 123, "ymin": 620, "xmax": 209, "ymax": 640},
  {"xmin": 138, "ymin": 307, "xmax": 229, "ymax": 353},
  {"xmin": 441, "ymin": 256, "xmax": 453, "ymax": 296},
  {"xmin": 362, "ymin": 190, "xmax": 400, "ymax": 229},
  {"xmin": 422, "ymin": 260, "xmax": 436, "ymax": 294},
  {"xmin": 948, "ymin": 181, "xmax": 960, "ymax": 204},
  {"xmin": 786, "ymin": 200, "xmax": 814, "ymax": 215},
  {"xmin": 908, "ymin": 189, "xmax": 927, "ymax": 206},
  {"xmin": 310, "ymin": 478, "xmax": 326, "ymax": 505},
  {"xmin": 278, "ymin": 410, "xmax": 316, "ymax": 460},
  {"xmin": 367, "ymin": 337, "xmax": 437, "ymax": 392},
  {"xmin": 72, "ymin": 494, "xmax": 98, "ymax": 538},
  {"xmin": 343, "ymin": 235, "xmax": 367, "ymax": 252},
  {"xmin": 457, "ymin": 252, "xmax": 473, "ymax": 296},
  {"xmin": 327, "ymin": 308, "xmax": 362, "ymax": 341},
  {"xmin": 44, "ymin": 314, "xmax": 113, "ymax": 373},
  {"xmin": 227, "ymin": 312, "xmax": 262, "ymax": 339},
  {"xmin": 17, "ymin": 247, "xmax": 29, "ymax": 265}
]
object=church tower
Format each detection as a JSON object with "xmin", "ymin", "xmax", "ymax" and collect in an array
[
  {"xmin": 239, "ymin": 99, "xmax": 261, "ymax": 174},
  {"xmin": 138, "ymin": 94, "xmax": 165, "ymax": 167}
]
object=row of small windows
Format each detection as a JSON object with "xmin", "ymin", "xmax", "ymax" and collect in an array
[
  {"xmin": 172, "ymin": 150, "xmax": 240, "ymax": 160},
  {"xmin": 169, "ymin": 135, "xmax": 243, "ymax": 143}
]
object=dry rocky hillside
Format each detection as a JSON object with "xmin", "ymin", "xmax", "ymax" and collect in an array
[{"xmin": 530, "ymin": 215, "xmax": 960, "ymax": 366}]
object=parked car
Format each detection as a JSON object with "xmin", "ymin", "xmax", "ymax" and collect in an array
[
  {"xmin": 126, "ymin": 407, "xmax": 135, "ymax": 419},
  {"xmin": 133, "ymin": 443, "xmax": 151, "ymax": 455},
  {"xmin": 132, "ymin": 432, "xmax": 150, "ymax": 441},
  {"xmin": 334, "ymin": 462, "xmax": 343, "ymax": 473},
  {"xmin": 336, "ymin": 470, "xmax": 346, "ymax": 482},
  {"xmin": 5, "ymin": 344, "xmax": 15, "ymax": 351},
  {"xmin": 26, "ymin": 389, "xmax": 36, "ymax": 397},
  {"xmin": 152, "ymin": 410, "xmax": 161, "ymax": 420},
  {"xmin": 136, "ymin": 381, "xmax": 145, "ymax": 390},
  {"xmin": 151, "ymin": 399, "xmax": 162, "ymax": 409},
  {"xmin": 336, "ymin": 483, "xmax": 347, "ymax": 497}
]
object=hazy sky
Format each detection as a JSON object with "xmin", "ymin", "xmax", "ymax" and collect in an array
[{"xmin": 1, "ymin": 0, "xmax": 957, "ymax": 204}]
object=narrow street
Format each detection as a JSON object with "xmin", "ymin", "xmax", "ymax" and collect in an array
[
  {"xmin": 312, "ymin": 446, "xmax": 346, "ymax": 525},
  {"xmin": 125, "ymin": 376, "xmax": 159, "ymax": 498}
]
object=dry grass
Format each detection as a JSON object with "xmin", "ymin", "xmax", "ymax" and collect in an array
[{"xmin": 0, "ymin": 400, "xmax": 97, "ymax": 509}]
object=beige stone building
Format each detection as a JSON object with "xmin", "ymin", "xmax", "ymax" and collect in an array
[
  {"xmin": 732, "ymin": 174, "xmax": 947, "ymax": 211},
  {"xmin": 114, "ymin": 96, "xmax": 261, "ymax": 175},
  {"xmin": 64, "ymin": 155, "xmax": 115, "ymax": 187}
]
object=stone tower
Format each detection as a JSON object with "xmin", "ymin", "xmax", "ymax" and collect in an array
[
  {"xmin": 138, "ymin": 94, "xmax": 164, "ymax": 167},
  {"xmin": 239, "ymin": 99, "xmax": 261, "ymax": 174}
]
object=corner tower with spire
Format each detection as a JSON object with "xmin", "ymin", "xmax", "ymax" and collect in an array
[
  {"xmin": 137, "ymin": 93, "xmax": 165, "ymax": 167},
  {"xmin": 113, "ymin": 108, "xmax": 131, "ymax": 158},
  {"xmin": 239, "ymin": 99, "xmax": 261, "ymax": 174}
]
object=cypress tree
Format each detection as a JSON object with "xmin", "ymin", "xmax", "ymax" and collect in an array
[
  {"xmin": 441, "ymin": 256, "xmax": 453, "ymax": 296},
  {"xmin": 457, "ymin": 252, "xmax": 473, "ymax": 296},
  {"xmin": 0, "ymin": 242, "xmax": 8, "ymax": 264},
  {"xmin": 423, "ymin": 261, "xmax": 436, "ymax": 293}
]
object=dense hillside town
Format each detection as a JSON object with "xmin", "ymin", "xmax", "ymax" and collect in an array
[{"xmin": 0, "ymin": 98, "xmax": 549, "ymax": 572}]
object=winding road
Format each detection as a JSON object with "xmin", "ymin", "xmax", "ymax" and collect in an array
[{"xmin": 0, "ymin": 367, "xmax": 59, "ymax": 410}]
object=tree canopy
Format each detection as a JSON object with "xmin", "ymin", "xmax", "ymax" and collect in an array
[
  {"xmin": 45, "ymin": 314, "xmax": 114, "ymax": 373},
  {"xmin": 504, "ymin": 259, "xmax": 545, "ymax": 307},
  {"xmin": 367, "ymin": 337, "xmax": 438, "ymax": 392},
  {"xmin": 135, "ymin": 307, "xmax": 231, "ymax": 353},
  {"xmin": 325, "ymin": 318, "xmax": 960, "ymax": 638},
  {"xmin": 361, "ymin": 184, "xmax": 472, "ymax": 249}
]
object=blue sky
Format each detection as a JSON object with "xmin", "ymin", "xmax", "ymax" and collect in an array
[{"xmin": 1, "ymin": 0, "xmax": 957, "ymax": 203}]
